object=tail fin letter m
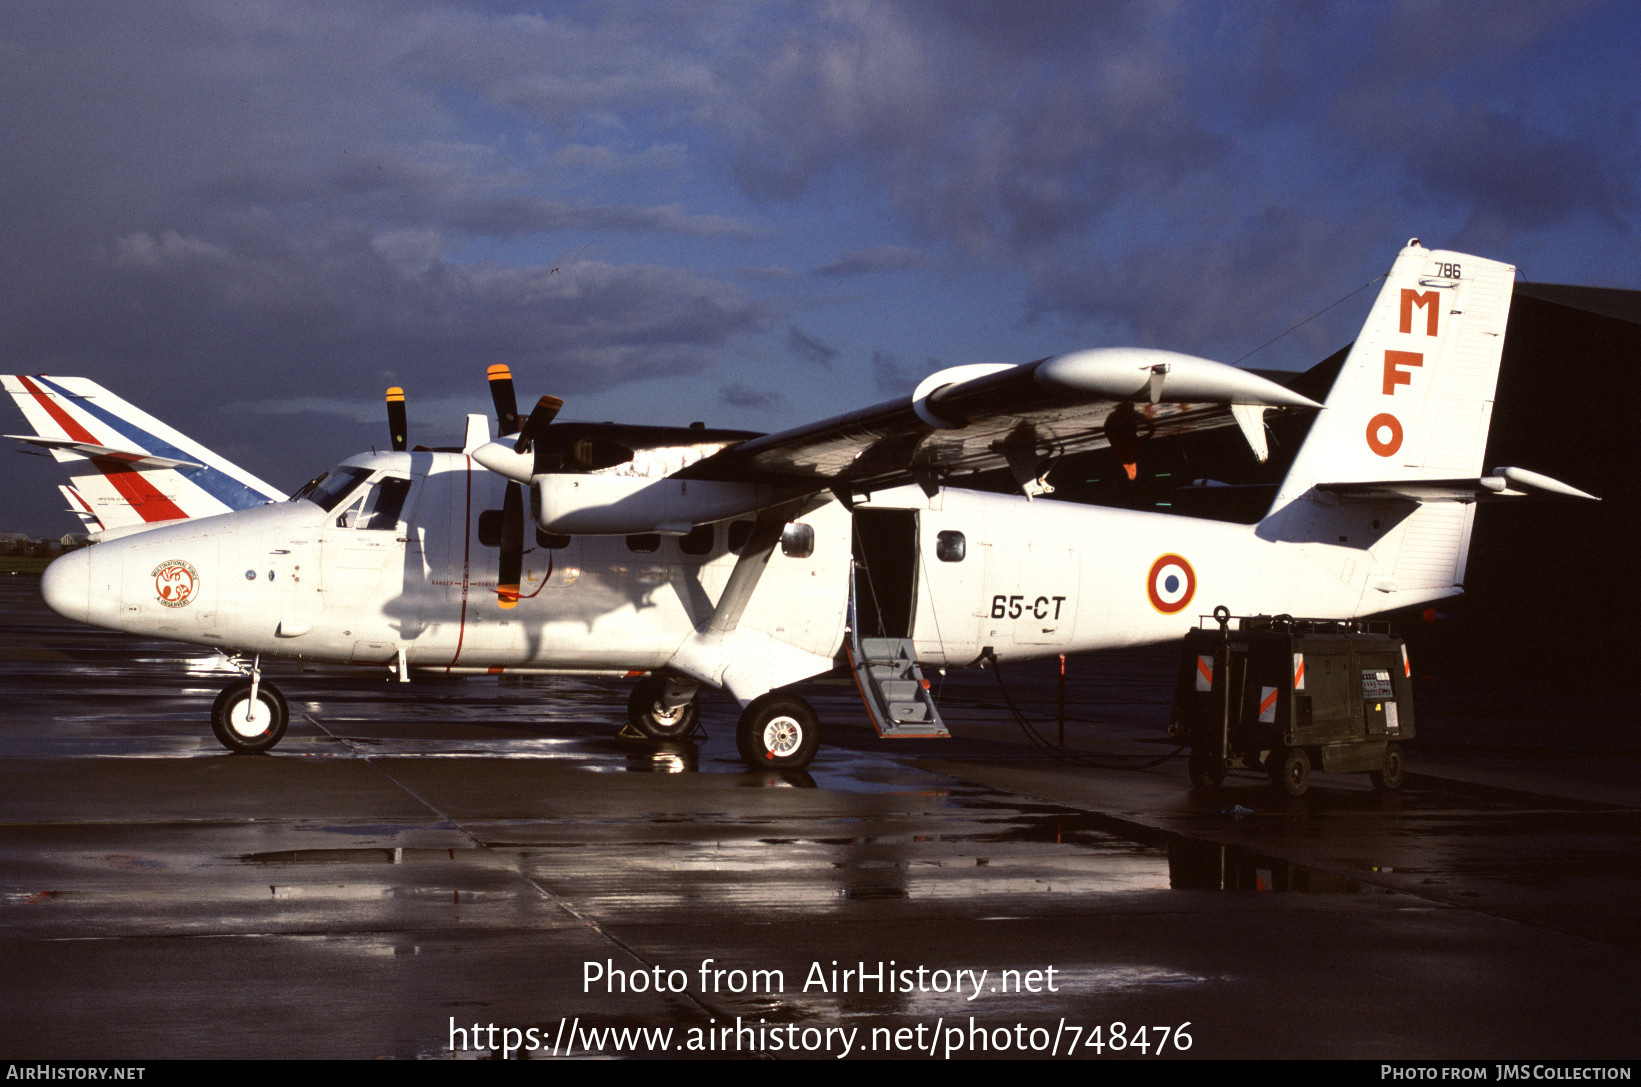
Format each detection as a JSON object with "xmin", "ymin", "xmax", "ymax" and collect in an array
[{"xmin": 1399, "ymin": 289, "xmax": 1440, "ymax": 336}]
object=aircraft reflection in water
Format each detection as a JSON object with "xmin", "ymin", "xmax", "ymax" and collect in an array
[{"xmin": 8, "ymin": 241, "xmax": 1594, "ymax": 769}]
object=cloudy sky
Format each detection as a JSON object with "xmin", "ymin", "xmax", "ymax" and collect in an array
[{"xmin": 2, "ymin": 1, "xmax": 1637, "ymax": 534}]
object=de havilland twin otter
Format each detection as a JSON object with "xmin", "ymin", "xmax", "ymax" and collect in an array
[{"xmin": 5, "ymin": 241, "xmax": 1595, "ymax": 770}]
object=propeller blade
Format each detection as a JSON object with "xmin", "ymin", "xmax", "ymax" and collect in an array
[
  {"xmin": 497, "ymin": 480, "xmax": 523, "ymax": 609},
  {"xmin": 514, "ymin": 394, "xmax": 564, "ymax": 456},
  {"xmin": 487, "ymin": 364, "xmax": 521, "ymax": 437},
  {"xmin": 385, "ymin": 387, "xmax": 407, "ymax": 452}
]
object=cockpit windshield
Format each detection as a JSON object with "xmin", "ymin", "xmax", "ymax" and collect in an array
[{"xmin": 290, "ymin": 466, "xmax": 372, "ymax": 512}]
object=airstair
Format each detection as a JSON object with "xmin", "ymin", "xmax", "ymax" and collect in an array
[{"xmin": 846, "ymin": 564, "xmax": 949, "ymax": 738}]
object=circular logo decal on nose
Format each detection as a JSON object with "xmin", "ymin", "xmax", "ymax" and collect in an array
[
  {"xmin": 153, "ymin": 559, "xmax": 199, "ymax": 608},
  {"xmin": 1147, "ymin": 554, "xmax": 1195, "ymax": 614}
]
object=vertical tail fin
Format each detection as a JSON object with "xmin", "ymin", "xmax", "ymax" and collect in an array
[
  {"xmin": 1274, "ymin": 240, "xmax": 1515, "ymax": 502},
  {"xmin": 1260, "ymin": 241, "xmax": 1516, "ymax": 611},
  {"xmin": 3, "ymin": 375, "xmax": 286, "ymax": 532}
]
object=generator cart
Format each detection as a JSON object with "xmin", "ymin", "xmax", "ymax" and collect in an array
[{"xmin": 1169, "ymin": 607, "xmax": 1413, "ymax": 797}]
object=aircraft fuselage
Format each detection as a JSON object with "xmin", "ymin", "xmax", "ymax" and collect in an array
[{"xmin": 40, "ymin": 447, "xmax": 1451, "ymax": 687}]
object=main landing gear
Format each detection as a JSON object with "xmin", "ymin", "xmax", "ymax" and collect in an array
[
  {"xmin": 627, "ymin": 674, "xmax": 821, "ymax": 770},
  {"xmin": 626, "ymin": 673, "xmax": 702, "ymax": 740},
  {"xmin": 735, "ymin": 692, "xmax": 820, "ymax": 770},
  {"xmin": 210, "ymin": 660, "xmax": 288, "ymax": 754}
]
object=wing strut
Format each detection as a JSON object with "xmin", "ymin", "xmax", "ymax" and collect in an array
[
  {"xmin": 665, "ymin": 503, "xmax": 837, "ymax": 704},
  {"xmin": 705, "ymin": 509, "xmax": 790, "ymax": 637}
]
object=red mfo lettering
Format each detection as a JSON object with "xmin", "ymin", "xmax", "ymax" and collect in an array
[
  {"xmin": 1399, "ymin": 289, "xmax": 1440, "ymax": 336},
  {"xmin": 1366, "ymin": 413, "xmax": 1403, "ymax": 457},
  {"xmin": 1382, "ymin": 350, "xmax": 1423, "ymax": 395}
]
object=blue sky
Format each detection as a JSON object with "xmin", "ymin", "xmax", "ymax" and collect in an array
[{"xmin": 2, "ymin": 1, "xmax": 1638, "ymax": 534}]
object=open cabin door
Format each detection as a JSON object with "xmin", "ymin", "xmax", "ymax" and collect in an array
[{"xmin": 847, "ymin": 508, "xmax": 949, "ymax": 739}]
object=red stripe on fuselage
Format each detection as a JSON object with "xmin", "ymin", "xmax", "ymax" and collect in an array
[{"xmin": 445, "ymin": 456, "xmax": 473, "ymax": 671}]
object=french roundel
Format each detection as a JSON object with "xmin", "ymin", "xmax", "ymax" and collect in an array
[{"xmin": 1147, "ymin": 554, "xmax": 1196, "ymax": 614}]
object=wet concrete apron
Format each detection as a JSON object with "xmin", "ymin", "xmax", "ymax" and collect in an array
[{"xmin": 0, "ymin": 579, "xmax": 1636, "ymax": 1059}]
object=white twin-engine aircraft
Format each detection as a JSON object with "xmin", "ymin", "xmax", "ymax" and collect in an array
[{"xmin": 11, "ymin": 241, "xmax": 1594, "ymax": 769}]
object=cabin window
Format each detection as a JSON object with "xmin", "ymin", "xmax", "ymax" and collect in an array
[
  {"xmin": 535, "ymin": 530, "xmax": 572, "ymax": 549},
  {"xmin": 935, "ymin": 530, "xmax": 966, "ymax": 562},
  {"xmin": 627, "ymin": 533, "xmax": 660, "ymax": 554},
  {"xmin": 679, "ymin": 524, "xmax": 714, "ymax": 556},
  {"xmin": 728, "ymin": 520, "xmax": 753, "ymax": 554},
  {"xmin": 477, "ymin": 509, "xmax": 504, "ymax": 547},
  {"xmin": 780, "ymin": 522, "xmax": 815, "ymax": 559}
]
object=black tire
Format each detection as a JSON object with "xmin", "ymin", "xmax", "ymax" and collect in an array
[
  {"xmin": 1370, "ymin": 742, "xmax": 1405, "ymax": 791},
  {"xmin": 211, "ymin": 679, "xmax": 288, "ymax": 754},
  {"xmin": 1269, "ymin": 746, "xmax": 1310, "ymax": 798},
  {"xmin": 735, "ymin": 693, "xmax": 820, "ymax": 770},
  {"xmin": 1188, "ymin": 751, "xmax": 1226, "ymax": 790},
  {"xmin": 626, "ymin": 675, "xmax": 700, "ymax": 740}
]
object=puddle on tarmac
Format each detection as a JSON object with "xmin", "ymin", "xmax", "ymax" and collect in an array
[{"xmin": 234, "ymin": 803, "xmax": 1388, "ymax": 896}]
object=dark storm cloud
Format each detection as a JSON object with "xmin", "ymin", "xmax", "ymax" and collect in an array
[
  {"xmin": 813, "ymin": 245, "xmax": 928, "ymax": 278},
  {"xmin": 720, "ymin": 382, "xmax": 785, "ymax": 410},
  {"xmin": 8, "ymin": 1, "xmax": 1632, "ymax": 391},
  {"xmin": 4, "ymin": 225, "xmax": 766, "ymax": 403},
  {"xmin": 2, "ymin": 0, "xmax": 1638, "ymax": 539},
  {"xmin": 870, "ymin": 350, "xmax": 938, "ymax": 397},
  {"xmin": 0, "ymin": 2, "xmax": 774, "ymax": 413},
  {"xmin": 786, "ymin": 326, "xmax": 838, "ymax": 368},
  {"xmin": 713, "ymin": 2, "xmax": 1226, "ymax": 259},
  {"xmin": 704, "ymin": 1, "xmax": 1639, "ymax": 355}
]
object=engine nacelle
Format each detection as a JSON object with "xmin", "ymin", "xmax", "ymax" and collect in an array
[{"xmin": 535, "ymin": 475, "xmax": 775, "ymax": 535}]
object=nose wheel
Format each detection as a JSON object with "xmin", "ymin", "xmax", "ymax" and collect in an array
[
  {"xmin": 211, "ymin": 678, "xmax": 289, "ymax": 754},
  {"xmin": 735, "ymin": 692, "xmax": 820, "ymax": 770}
]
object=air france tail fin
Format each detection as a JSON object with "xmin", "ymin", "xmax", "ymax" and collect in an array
[
  {"xmin": 1260, "ymin": 240, "xmax": 1591, "ymax": 613},
  {"xmin": 3, "ymin": 375, "xmax": 285, "ymax": 534}
]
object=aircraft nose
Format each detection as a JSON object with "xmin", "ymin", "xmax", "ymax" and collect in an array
[{"xmin": 40, "ymin": 547, "xmax": 91, "ymax": 624}]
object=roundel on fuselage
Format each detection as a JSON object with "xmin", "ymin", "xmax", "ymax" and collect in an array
[{"xmin": 1147, "ymin": 554, "xmax": 1195, "ymax": 614}]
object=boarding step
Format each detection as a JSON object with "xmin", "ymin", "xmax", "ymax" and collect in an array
[{"xmin": 849, "ymin": 636, "xmax": 949, "ymax": 738}]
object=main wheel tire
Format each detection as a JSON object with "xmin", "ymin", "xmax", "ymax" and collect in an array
[
  {"xmin": 1370, "ymin": 742, "xmax": 1405, "ymax": 791},
  {"xmin": 211, "ymin": 679, "xmax": 289, "ymax": 754},
  {"xmin": 1188, "ymin": 751, "xmax": 1227, "ymax": 790},
  {"xmin": 1269, "ymin": 746, "xmax": 1310, "ymax": 798},
  {"xmin": 626, "ymin": 676, "xmax": 700, "ymax": 740},
  {"xmin": 735, "ymin": 693, "xmax": 820, "ymax": 770}
]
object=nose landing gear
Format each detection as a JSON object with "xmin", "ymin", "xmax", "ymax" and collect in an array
[{"xmin": 211, "ymin": 658, "xmax": 289, "ymax": 754}]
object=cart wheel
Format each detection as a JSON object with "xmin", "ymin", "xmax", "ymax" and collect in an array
[
  {"xmin": 1188, "ymin": 752, "xmax": 1226, "ymax": 790},
  {"xmin": 1270, "ymin": 747, "xmax": 1310, "ymax": 798},
  {"xmin": 1370, "ymin": 742, "xmax": 1405, "ymax": 791}
]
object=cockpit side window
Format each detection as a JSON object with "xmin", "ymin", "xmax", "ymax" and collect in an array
[
  {"xmin": 361, "ymin": 478, "xmax": 412, "ymax": 530},
  {"xmin": 333, "ymin": 476, "xmax": 412, "ymax": 530}
]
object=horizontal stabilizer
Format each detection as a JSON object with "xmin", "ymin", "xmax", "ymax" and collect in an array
[
  {"xmin": 1318, "ymin": 466, "xmax": 1598, "ymax": 503},
  {"xmin": 6, "ymin": 434, "xmax": 203, "ymax": 470},
  {"xmin": 58, "ymin": 484, "xmax": 102, "ymax": 532}
]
